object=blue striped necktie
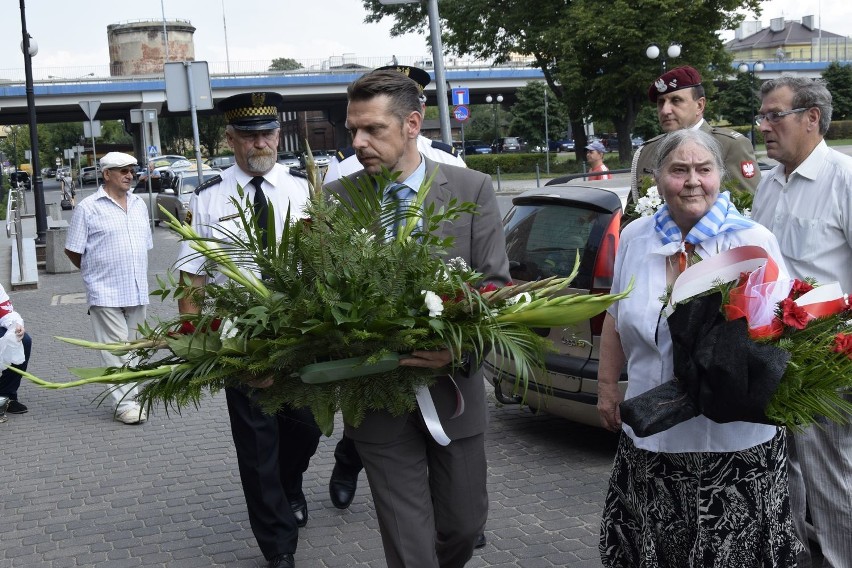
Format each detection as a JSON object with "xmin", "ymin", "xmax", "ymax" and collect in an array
[{"xmin": 390, "ymin": 183, "xmax": 415, "ymax": 236}]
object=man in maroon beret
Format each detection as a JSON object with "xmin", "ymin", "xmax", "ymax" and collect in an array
[{"xmin": 632, "ymin": 65, "xmax": 760, "ymax": 200}]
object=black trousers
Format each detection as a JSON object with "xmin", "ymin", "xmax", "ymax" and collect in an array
[
  {"xmin": 334, "ymin": 433, "xmax": 364, "ymax": 474},
  {"xmin": 0, "ymin": 329, "xmax": 31, "ymax": 399},
  {"xmin": 225, "ymin": 386, "xmax": 321, "ymax": 560}
]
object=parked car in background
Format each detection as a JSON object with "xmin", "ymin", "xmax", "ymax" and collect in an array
[
  {"xmin": 208, "ymin": 155, "xmax": 235, "ymax": 170},
  {"xmin": 463, "ymin": 140, "xmax": 492, "ymax": 155},
  {"xmin": 548, "ymin": 139, "xmax": 575, "ymax": 152},
  {"xmin": 148, "ymin": 155, "xmax": 189, "ymax": 169},
  {"xmin": 80, "ymin": 166, "xmax": 101, "ymax": 185},
  {"xmin": 491, "ymin": 136, "xmax": 523, "ymax": 153},
  {"xmin": 300, "ymin": 150, "xmax": 332, "ymax": 168},
  {"xmin": 277, "ymin": 152, "xmax": 302, "ymax": 169},
  {"xmin": 156, "ymin": 167, "xmax": 222, "ymax": 226},
  {"xmin": 484, "ymin": 177, "xmax": 630, "ymax": 427},
  {"xmin": 631, "ymin": 136, "xmax": 644, "ymax": 148}
]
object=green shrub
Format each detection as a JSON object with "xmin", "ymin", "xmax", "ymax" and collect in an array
[{"xmin": 465, "ymin": 153, "xmax": 627, "ymax": 176}]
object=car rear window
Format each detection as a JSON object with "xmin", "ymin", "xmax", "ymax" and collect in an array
[{"xmin": 503, "ymin": 203, "xmax": 613, "ymax": 289}]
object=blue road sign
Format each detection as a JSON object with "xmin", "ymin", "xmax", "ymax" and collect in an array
[
  {"xmin": 148, "ymin": 145, "xmax": 158, "ymax": 156},
  {"xmin": 452, "ymin": 88, "xmax": 470, "ymax": 106},
  {"xmin": 453, "ymin": 105, "xmax": 470, "ymax": 122}
]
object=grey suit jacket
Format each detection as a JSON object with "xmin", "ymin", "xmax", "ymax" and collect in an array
[{"xmin": 324, "ymin": 156, "xmax": 511, "ymax": 444}]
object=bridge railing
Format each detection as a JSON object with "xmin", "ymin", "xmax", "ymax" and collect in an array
[{"xmin": 0, "ymin": 54, "xmax": 531, "ymax": 85}]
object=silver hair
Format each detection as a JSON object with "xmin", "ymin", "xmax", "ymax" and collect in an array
[
  {"xmin": 759, "ymin": 77, "xmax": 833, "ymax": 135},
  {"xmin": 653, "ymin": 128, "xmax": 726, "ymax": 180}
]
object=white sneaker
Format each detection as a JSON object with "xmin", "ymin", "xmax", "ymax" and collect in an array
[{"xmin": 115, "ymin": 406, "xmax": 147, "ymax": 425}]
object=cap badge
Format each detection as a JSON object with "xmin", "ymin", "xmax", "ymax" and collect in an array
[
  {"xmin": 655, "ymin": 78, "xmax": 667, "ymax": 93},
  {"xmin": 251, "ymin": 92, "xmax": 266, "ymax": 107}
]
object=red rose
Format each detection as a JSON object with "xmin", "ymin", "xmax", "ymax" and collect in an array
[
  {"xmin": 789, "ymin": 279, "xmax": 815, "ymax": 299},
  {"xmin": 832, "ymin": 333, "xmax": 852, "ymax": 359},
  {"xmin": 479, "ymin": 283, "xmax": 499, "ymax": 293},
  {"xmin": 779, "ymin": 298, "xmax": 810, "ymax": 330}
]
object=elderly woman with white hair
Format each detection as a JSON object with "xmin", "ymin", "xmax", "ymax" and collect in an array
[{"xmin": 596, "ymin": 128, "xmax": 801, "ymax": 567}]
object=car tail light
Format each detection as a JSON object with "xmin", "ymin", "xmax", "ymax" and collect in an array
[{"xmin": 589, "ymin": 210, "xmax": 621, "ymax": 336}]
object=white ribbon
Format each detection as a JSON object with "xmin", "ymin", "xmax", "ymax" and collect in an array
[
  {"xmin": 415, "ymin": 374, "xmax": 466, "ymax": 447},
  {"xmin": 416, "ymin": 385, "xmax": 451, "ymax": 446}
]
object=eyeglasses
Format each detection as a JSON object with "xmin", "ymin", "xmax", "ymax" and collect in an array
[
  {"xmin": 107, "ymin": 167, "xmax": 135, "ymax": 175},
  {"xmin": 756, "ymin": 108, "xmax": 808, "ymax": 124}
]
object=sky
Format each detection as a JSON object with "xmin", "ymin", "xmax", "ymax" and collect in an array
[{"xmin": 1, "ymin": 0, "xmax": 850, "ymax": 77}]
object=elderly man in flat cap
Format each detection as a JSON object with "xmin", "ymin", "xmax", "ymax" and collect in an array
[
  {"xmin": 175, "ymin": 92, "xmax": 320, "ymax": 568},
  {"xmin": 65, "ymin": 151, "xmax": 152, "ymax": 425},
  {"xmin": 632, "ymin": 65, "xmax": 760, "ymax": 201}
]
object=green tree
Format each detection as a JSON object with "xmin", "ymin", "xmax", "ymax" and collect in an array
[
  {"xmin": 269, "ymin": 57, "xmax": 303, "ymax": 72},
  {"xmin": 508, "ymin": 81, "xmax": 569, "ymax": 148},
  {"xmin": 716, "ymin": 71, "xmax": 761, "ymax": 127},
  {"xmin": 823, "ymin": 61, "xmax": 852, "ymax": 121},
  {"xmin": 362, "ymin": 0, "xmax": 761, "ymax": 162}
]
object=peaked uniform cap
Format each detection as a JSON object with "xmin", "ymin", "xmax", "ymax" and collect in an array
[
  {"xmin": 373, "ymin": 65, "xmax": 431, "ymax": 91},
  {"xmin": 218, "ymin": 91, "xmax": 284, "ymax": 131},
  {"xmin": 648, "ymin": 66, "xmax": 702, "ymax": 102}
]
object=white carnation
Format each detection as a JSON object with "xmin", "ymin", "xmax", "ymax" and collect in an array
[{"xmin": 421, "ymin": 290, "xmax": 444, "ymax": 317}]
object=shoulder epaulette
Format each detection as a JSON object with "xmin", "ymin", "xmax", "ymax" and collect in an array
[
  {"xmin": 289, "ymin": 167, "xmax": 307, "ymax": 179},
  {"xmin": 194, "ymin": 175, "xmax": 222, "ymax": 195},
  {"xmin": 336, "ymin": 147, "xmax": 357, "ymax": 161},
  {"xmin": 641, "ymin": 133, "xmax": 666, "ymax": 147},
  {"xmin": 710, "ymin": 126, "xmax": 744, "ymax": 139},
  {"xmin": 430, "ymin": 140, "xmax": 457, "ymax": 156}
]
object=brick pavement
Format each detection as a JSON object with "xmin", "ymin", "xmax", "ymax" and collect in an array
[{"xmin": 0, "ymin": 184, "xmax": 615, "ymax": 567}]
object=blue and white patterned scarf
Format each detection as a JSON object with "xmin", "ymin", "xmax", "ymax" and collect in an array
[{"xmin": 653, "ymin": 191, "xmax": 755, "ymax": 247}]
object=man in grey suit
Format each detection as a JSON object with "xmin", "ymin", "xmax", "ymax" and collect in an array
[{"xmin": 324, "ymin": 70, "xmax": 510, "ymax": 568}]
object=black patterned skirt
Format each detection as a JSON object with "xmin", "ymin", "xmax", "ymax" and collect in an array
[{"xmin": 600, "ymin": 429, "xmax": 801, "ymax": 568}]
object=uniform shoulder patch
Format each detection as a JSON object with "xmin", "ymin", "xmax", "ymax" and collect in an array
[
  {"xmin": 710, "ymin": 126, "xmax": 743, "ymax": 139},
  {"xmin": 430, "ymin": 140, "xmax": 457, "ymax": 156},
  {"xmin": 194, "ymin": 175, "xmax": 222, "ymax": 195},
  {"xmin": 289, "ymin": 167, "xmax": 307, "ymax": 179},
  {"xmin": 336, "ymin": 147, "xmax": 357, "ymax": 161}
]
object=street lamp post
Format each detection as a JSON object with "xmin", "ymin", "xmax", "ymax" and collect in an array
[
  {"xmin": 19, "ymin": 0, "xmax": 48, "ymax": 244},
  {"xmin": 738, "ymin": 60, "xmax": 765, "ymax": 148},
  {"xmin": 646, "ymin": 43, "xmax": 681, "ymax": 73},
  {"xmin": 485, "ymin": 94, "xmax": 503, "ymax": 148}
]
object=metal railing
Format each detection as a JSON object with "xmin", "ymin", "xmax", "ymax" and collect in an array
[{"xmin": 6, "ymin": 184, "xmax": 28, "ymax": 280}]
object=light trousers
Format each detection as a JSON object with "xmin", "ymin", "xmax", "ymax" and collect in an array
[
  {"xmin": 787, "ymin": 404, "xmax": 852, "ymax": 568},
  {"xmin": 89, "ymin": 305, "xmax": 146, "ymax": 413}
]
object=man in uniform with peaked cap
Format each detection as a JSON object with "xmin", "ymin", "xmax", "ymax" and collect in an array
[
  {"xmin": 324, "ymin": 65, "xmax": 466, "ymax": 184},
  {"xmin": 631, "ymin": 65, "xmax": 760, "ymax": 201},
  {"xmin": 175, "ymin": 91, "xmax": 320, "ymax": 568}
]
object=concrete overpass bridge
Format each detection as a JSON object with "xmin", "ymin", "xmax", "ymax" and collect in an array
[{"xmin": 0, "ymin": 65, "xmax": 545, "ymax": 126}]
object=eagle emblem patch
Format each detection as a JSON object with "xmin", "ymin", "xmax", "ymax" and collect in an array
[{"xmin": 741, "ymin": 161, "xmax": 756, "ymax": 179}]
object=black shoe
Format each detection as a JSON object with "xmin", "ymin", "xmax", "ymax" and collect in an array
[
  {"xmin": 474, "ymin": 532, "xmax": 487, "ymax": 549},
  {"xmin": 329, "ymin": 465, "xmax": 358, "ymax": 509},
  {"xmin": 268, "ymin": 553, "xmax": 294, "ymax": 568},
  {"xmin": 7, "ymin": 400, "xmax": 28, "ymax": 414},
  {"xmin": 289, "ymin": 495, "xmax": 308, "ymax": 528}
]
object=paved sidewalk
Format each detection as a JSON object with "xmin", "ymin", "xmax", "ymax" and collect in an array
[{"xmin": 0, "ymin": 184, "xmax": 615, "ymax": 568}]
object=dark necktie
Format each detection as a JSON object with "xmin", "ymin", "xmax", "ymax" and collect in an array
[{"xmin": 251, "ymin": 176, "xmax": 268, "ymax": 248}]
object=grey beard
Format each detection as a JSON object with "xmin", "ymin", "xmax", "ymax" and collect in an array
[{"xmin": 247, "ymin": 153, "xmax": 276, "ymax": 173}]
